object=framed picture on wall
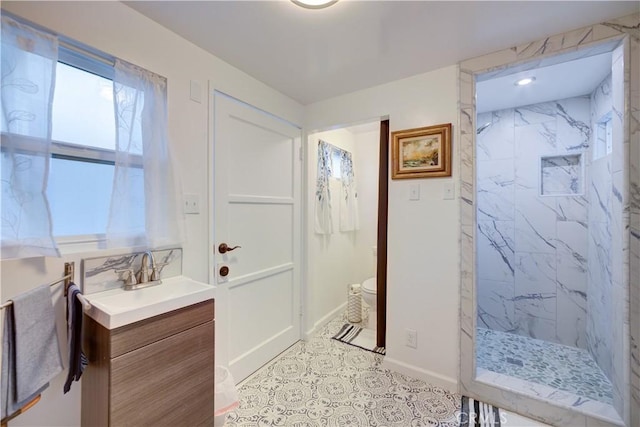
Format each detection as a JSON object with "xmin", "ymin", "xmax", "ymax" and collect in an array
[{"xmin": 391, "ymin": 123, "xmax": 452, "ymax": 179}]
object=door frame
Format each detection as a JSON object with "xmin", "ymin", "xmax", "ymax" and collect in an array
[{"xmin": 302, "ymin": 117, "xmax": 389, "ymax": 346}]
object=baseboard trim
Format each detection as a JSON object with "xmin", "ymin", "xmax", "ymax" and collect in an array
[
  {"xmin": 304, "ymin": 302, "xmax": 347, "ymax": 340},
  {"xmin": 382, "ymin": 356, "xmax": 458, "ymax": 394}
]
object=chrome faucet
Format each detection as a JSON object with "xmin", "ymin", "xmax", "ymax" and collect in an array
[{"xmin": 136, "ymin": 250, "xmax": 157, "ymax": 284}]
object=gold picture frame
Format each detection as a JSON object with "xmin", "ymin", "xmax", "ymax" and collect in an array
[{"xmin": 391, "ymin": 123, "xmax": 452, "ymax": 179}]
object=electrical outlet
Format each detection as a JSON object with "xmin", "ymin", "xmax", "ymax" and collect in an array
[
  {"xmin": 184, "ymin": 194, "xmax": 200, "ymax": 214},
  {"xmin": 406, "ymin": 329, "xmax": 417, "ymax": 349}
]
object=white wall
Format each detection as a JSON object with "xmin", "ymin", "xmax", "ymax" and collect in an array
[
  {"xmin": 306, "ymin": 126, "xmax": 379, "ymax": 333},
  {"xmin": 1, "ymin": 2, "xmax": 302, "ymax": 426},
  {"xmin": 305, "ymin": 67, "xmax": 460, "ymax": 390},
  {"xmin": 353, "ymin": 129, "xmax": 380, "ymax": 284}
]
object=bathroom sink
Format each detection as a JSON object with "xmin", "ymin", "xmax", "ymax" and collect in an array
[{"xmin": 84, "ymin": 276, "xmax": 215, "ymax": 329}]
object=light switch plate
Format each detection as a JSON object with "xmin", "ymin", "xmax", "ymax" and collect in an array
[
  {"xmin": 409, "ymin": 184, "xmax": 420, "ymax": 201},
  {"xmin": 184, "ymin": 194, "xmax": 200, "ymax": 214}
]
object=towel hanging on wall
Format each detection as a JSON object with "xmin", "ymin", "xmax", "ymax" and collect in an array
[
  {"xmin": 1, "ymin": 285, "xmax": 63, "ymax": 416},
  {"xmin": 63, "ymin": 283, "xmax": 88, "ymax": 393}
]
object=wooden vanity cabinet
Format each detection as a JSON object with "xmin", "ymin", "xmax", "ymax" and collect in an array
[{"xmin": 82, "ymin": 300, "xmax": 215, "ymax": 427}]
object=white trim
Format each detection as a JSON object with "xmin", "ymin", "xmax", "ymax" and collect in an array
[
  {"xmin": 382, "ymin": 356, "xmax": 458, "ymax": 394},
  {"xmin": 304, "ymin": 301, "xmax": 346, "ymax": 340}
]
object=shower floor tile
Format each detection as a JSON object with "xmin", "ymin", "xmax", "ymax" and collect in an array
[{"xmin": 476, "ymin": 327, "xmax": 613, "ymax": 405}]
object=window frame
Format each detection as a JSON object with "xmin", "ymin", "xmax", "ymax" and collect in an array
[{"xmin": 0, "ymin": 38, "xmax": 146, "ymax": 253}]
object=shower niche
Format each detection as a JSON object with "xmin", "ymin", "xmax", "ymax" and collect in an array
[{"xmin": 540, "ymin": 154, "xmax": 582, "ymax": 196}]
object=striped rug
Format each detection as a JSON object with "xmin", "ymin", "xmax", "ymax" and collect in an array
[
  {"xmin": 332, "ymin": 324, "xmax": 386, "ymax": 355},
  {"xmin": 459, "ymin": 396, "xmax": 502, "ymax": 427}
]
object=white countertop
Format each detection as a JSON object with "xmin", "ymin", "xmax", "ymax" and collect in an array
[{"xmin": 84, "ymin": 276, "xmax": 215, "ymax": 329}]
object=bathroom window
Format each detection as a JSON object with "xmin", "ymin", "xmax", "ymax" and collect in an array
[
  {"xmin": 593, "ymin": 113, "xmax": 612, "ymax": 160},
  {"xmin": 47, "ymin": 54, "xmax": 127, "ymax": 238},
  {"xmin": 2, "ymin": 15, "xmax": 180, "ymax": 258},
  {"xmin": 330, "ymin": 148, "xmax": 342, "ymax": 179}
]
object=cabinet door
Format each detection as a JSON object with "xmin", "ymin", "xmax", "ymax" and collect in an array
[{"xmin": 110, "ymin": 321, "xmax": 214, "ymax": 426}]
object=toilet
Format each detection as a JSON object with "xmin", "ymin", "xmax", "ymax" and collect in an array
[{"xmin": 361, "ymin": 277, "xmax": 377, "ymax": 330}]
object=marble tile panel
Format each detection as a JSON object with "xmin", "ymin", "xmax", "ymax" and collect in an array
[
  {"xmin": 515, "ymin": 26, "xmax": 597, "ymax": 62},
  {"xmin": 556, "ymin": 284, "xmax": 587, "ymax": 348},
  {"xmin": 477, "ymin": 279, "xmax": 515, "ymax": 332},
  {"xmin": 611, "ymin": 171, "xmax": 625, "ymax": 286},
  {"xmin": 589, "ymin": 156, "xmax": 613, "ymax": 224},
  {"xmin": 477, "ymin": 109, "xmax": 515, "ymax": 162},
  {"xmin": 557, "ymin": 194, "xmax": 588, "ymax": 223},
  {"xmin": 556, "ymin": 97, "xmax": 592, "ymax": 153},
  {"xmin": 515, "ymin": 307, "xmax": 557, "ymax": 341},
  {"xmin": 514, "ymin": 252, "xmax": 556, "ymax": 296},
  {"xmin": 82, "ymin": 248, "xmax": 183, "ymax": 295},
  {"xmin": 477, "ymin": 158, "xmax": 515, "ymax": 221},
  {"xmin": 556, "ymin": 220, "xmax": 588, "ymax": 296},
  {"xmin": 515, "ymin": 102, "xmax": 557, "ymax": 127},
  {"xmin": 631, "ymin": 226, "xmax": 640, "ymax": 426},
  {"xmin": 461, "ymin": 107, "xmax": 475, "ymax": 137},
  {"xmin": 460, "ymin": 70, "xmax": 474, "ymax": 111},
  {"xmin": 514, "ymin": 190, "xmax": 557, "ymax": 254},
  {"xmin": 477, "ymin": 220, "xmax": 515, "ymax": 282},
  {"xmin": 515, "ymin": 122, "xmax": 557, "ymax": 190}
]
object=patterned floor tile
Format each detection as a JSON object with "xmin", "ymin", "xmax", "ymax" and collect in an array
[{"xmin": 226, "ymin": 316, "xmax": 461, "ymax": 426}]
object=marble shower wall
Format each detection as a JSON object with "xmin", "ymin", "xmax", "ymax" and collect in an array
[
  {"xmin": 460, "ymin": 13, "xmax": 639, "ymax": 427},
  {"xmin": 586, "ymin": 72, "xmax": 616, "ymax": 385},
  {"xmin": 476, "ymin": 95, "xmax": 591, "ymax": 349}
]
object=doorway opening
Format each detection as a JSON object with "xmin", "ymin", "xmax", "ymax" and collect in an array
[{"xmin": 306, "ymin": 118, "xmax": 389, "ymax": 348}]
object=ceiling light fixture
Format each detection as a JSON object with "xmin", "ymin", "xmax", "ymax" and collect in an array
[
  {"xmin": 515, "ymin": 77, "xmax": 536, "ymax": 86},
  {"xmin": 291, "ymin": 0, "xmax": 338, "ymax": 9}
]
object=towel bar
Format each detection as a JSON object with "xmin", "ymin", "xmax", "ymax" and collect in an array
[{"xmin": 0, "ymin": 262, "xmax": 80, "ymax": 310}]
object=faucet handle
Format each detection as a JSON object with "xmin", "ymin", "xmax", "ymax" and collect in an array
[
  {"xmin": 115, "ymin": 268, "xmax": 138, "ymax": 286},
  {"xmin": 150, "ymin": 262, "xmax": 168, "ymax": 281}
]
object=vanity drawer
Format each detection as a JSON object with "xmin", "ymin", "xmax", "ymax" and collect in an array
[{"xmin": 109, "ymin": 299, "xmax": 214, "ymax": 358}]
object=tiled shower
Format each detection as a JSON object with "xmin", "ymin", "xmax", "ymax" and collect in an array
[{"xmin": 475, "ymin": 47, "xmax": 626, "ymax": 408}]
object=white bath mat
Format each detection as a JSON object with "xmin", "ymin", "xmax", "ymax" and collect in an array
[{"xmin": 332, "ymin": 324, "xmax": 386, "ymax": 355}]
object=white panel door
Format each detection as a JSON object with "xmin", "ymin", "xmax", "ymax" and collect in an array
[{"xmin": 213, "ymin": 92, "xmax": 301, "ymax": 383}]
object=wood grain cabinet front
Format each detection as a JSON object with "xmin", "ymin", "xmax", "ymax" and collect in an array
[{"xmin": 82, "ymin": 299, "xmax": 215, "ymax": 427}]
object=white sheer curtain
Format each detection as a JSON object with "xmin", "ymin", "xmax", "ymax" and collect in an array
[
  {"xmin": 314, "ymin": 140, "xmax": 333, "ymax": 234},
  {"xmin": 339, "ymin": 150, "xmax": 359, "ymax": 232},
  {"xmin": 0, "ymin": 16, "xmax": 59, "ymax": 259},
  {"xmin": 107, "ymin": 59, "xmax": 183, "ymax": 248}
]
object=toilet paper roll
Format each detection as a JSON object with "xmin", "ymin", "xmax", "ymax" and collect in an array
[{"xmin": 350, "ymin": 284, "xmax": 361, "ymax": 293}]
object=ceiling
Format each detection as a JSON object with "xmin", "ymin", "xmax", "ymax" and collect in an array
[
  {"xmin": 124, "ymin": 1, "xmax": 639, "ymax": 105},
  {"xmin": 477, "ymin": 51, "xmax": 613, "ymax": 113}
]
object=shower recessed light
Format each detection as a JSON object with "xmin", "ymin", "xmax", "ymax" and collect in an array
[
  {"xmin": 515, "ymin": 77, "xmax": 536, "ymax": 86},
  {"xmin": 292, "ymin": 0, "xmax": 338, "ymax": 9}
]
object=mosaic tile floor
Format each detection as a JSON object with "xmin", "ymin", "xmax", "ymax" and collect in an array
[
  {"xmin": 476, "ymin": 327, "xmax": 613, "ymax": 405},
  {"xmin": 226, "ymin": 316, "xmax": 461, "ymax": 426}
]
